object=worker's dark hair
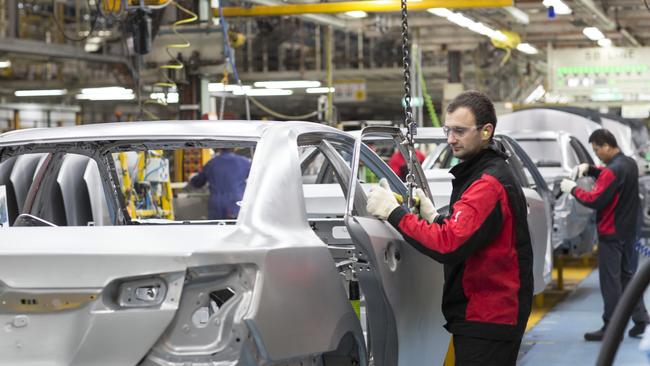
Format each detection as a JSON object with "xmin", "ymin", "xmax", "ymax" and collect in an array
[
  {"xmin": 588, "ymin": 129, "xmax": 618, "ymax": 148},
  {"xmin": 446, "ymin": 90, "xmax": 497, "ymax": 130}
]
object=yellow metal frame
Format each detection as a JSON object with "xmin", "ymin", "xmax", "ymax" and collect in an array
[{"xmin": 219, "ymin": 0, "xmax": 512, "ymax": 17}]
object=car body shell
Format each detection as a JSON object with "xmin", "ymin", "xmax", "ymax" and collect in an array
[{"xmin": 0, "ymin": 121, "xmax": 449, "ymax": 366}]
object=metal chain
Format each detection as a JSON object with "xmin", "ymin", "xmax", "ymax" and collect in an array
[{"xmin": 400, "ymin": 0, "xmax": 418, "ymax": 208}]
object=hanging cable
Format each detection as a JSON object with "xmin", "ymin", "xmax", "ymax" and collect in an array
[
  {"xmin": 218, "ymin": 0, "xmax": 250, "ymax": 119},
  {"xmin": 143, "ymin": 0, "xmax": 197, "ymax": 120},
  {"xmin": 51, "ymin": 0, "xmax": 99, "ymax": 42},
  {"xmin": 248, "ymin": 96, "xmax": 318, "ymax": 120},
  {"xmin": 415, "ymin": 56, "xmax": 440, "ymax": 127}
]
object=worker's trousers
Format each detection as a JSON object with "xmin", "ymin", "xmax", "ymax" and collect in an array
[{"xmin": 599, "ymin": 237, "xmax": 650, "ymax": 324}]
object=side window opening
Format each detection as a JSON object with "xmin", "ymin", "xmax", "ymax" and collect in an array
[{"xmin": 111, "ymin": 145, "xmax": 254, "ymax": 223}]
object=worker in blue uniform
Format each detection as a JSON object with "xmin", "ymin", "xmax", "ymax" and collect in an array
[
  {"xmin": 561, "ymin": 129, "xmax": 649, "ymax": 341},
  {"xmin": 190, "ymin": 149, "xmax": 251, "ymax": 220}
]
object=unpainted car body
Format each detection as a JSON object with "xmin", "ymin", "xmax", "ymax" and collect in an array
[
  {"xmin": 499, "ymin": 108, "xmax": 650, "ymax": 239},
  {"xmin": 0, "ymin": 121, "xmax": 449, "ymax": 366}
]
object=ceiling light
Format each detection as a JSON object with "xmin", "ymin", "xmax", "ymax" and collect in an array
[
  {"xmin": 253, "ymin": 80, "xmax": 321, "ymax": 89},
  {"xmin": 306, "ymin": 87, "xmax": 335, "ymax": 94},
  {"xmin": 426, "ymin": 8, "xmax": 453, "ymax": 17},
  {"xmin": 427, "ymin": 8, "xmax": 511, "ymax": 45},
  {"xmin": 150, "ymin": 92, "xmax": 179, "ymax": 104},
  {"xmin": 0, "ymin": 60, "xmax": 11, "ymax": 68},
  {"xmin": 516, "ymin": 43, "xmax": 539, "ymax": 55},
  {"xmin": 77, "ymin": 87, "xmax": 134, "ymax": 100},
  {"xmin": 344, "ymin": 10, "xmax": 367, "ymax": 18},
  {"xmin": 583, "ymin": 27, "xmax": 605, "ymax": 41},
  {"xmin": 208, "ymin": 83, "xmax": 252, "ymax": 93},
  {"xmin": 232, "ymin": 88, "xmax": 293, "ymax": 96},
  {"xmin": 542, "ymin": 0, "xmax": 572, "ymax": 15},
  {"xmin": 504, "ymin": 7, "xmax": 529, "ymax": 24},
  {"xmin": 598, "ymin": 38, "xmax": 612, "ymax": 47},
  {"xmin": 15, "ymin": 89, "xmax": 68, "ymax": 97}
]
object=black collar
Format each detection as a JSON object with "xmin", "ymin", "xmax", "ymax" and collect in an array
[{"xmin": 449, "ymin": 142, "xmax": 508, "ymax": 180}]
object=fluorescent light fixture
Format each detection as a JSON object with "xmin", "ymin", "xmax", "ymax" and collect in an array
[
  {"xmin": 516, "ymin": 43, "xmax": 539, "ymax": 55},
  {"xmin": 583, "ymin": 27, "xmax": 605, "ymax": 41},
  {"xmin": 447, "ymin": 13, "xmax": 474, "ymax": 28},
  {"xmin": 426, "ymin": 8, "xmax": 453, "ymax": 17},
  {"xmin": 542, "ymin": 0, "xmax": 572, "ymax": 15},
  {"xmin": 253, "ymin": 80, "xmax": 321, "ymax": 89},
  {"xmin": 150, "ymin": 92, "xmax": 179, "ymax": 104},
  {"xmin": 504, "ymin": 7, "xmax": 529, "ymax": 24},
  {"xmin": 0, "ymin": 60, "xmax": 11, "ymax": 68},
  {"xmin": 77, "ymin": 87, "xmax": 135, "ymax": 100},
  {"xmin": 525, "ymin": 85, "xmax": 546, "ymax": 104},
  {"xmin": 428, "ymin": 8, "xmax": 510, "ymax": 44},
  {"xmin": 306, "ymin": 87, "xmax": 335, "ymax": 94},
  {"xmin": 15, "ymin": 89, "xmax": 67, "ymax": 97},
  {"xmin": 598, "ymin": 38, "xmax": 612, "ymax": 47},
  {"xmin": 344, "ymin": 10, "xmax": 367, "ymax": 18},
  {"xmin": 232, "ymin": 88, "xmax": 293, "ymax": 96},
  {"xmin": 208, "ymin": 83, "xmax": 251, "ymax": 93}
]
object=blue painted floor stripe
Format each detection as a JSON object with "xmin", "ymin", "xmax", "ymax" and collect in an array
[{"xmin": 519, "ymin": 269, "xmax": 650, "ymax": 365}]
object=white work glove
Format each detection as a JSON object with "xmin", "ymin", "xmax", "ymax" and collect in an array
[
  {"xmin": 577, "ymin": 163, "xmax": 590, "ymax": 178},
  {"xmin": 415, "ymin": 188, "xmax": 438, "ymax": 224},
  {"xmin": 560, "ymin": 178, "xmax": 577, "ymax": 194},
  {"xmin": 366, "ymin": 178, "xmax": 400, "ymax": 220}
]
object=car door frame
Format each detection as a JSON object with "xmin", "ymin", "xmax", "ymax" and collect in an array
[{"xmin": 340, "ymin": 126, "xmax": 448, "ymax": 366}]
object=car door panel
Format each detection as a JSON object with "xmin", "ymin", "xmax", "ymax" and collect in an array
[{"xmin": 343, "ymin": 127, "xmax": 449, "ymax": 366}]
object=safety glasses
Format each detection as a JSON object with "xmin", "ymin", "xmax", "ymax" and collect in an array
[{"xmin": 442, "ymin": 124, "xmax": 484, "ymax": 138}]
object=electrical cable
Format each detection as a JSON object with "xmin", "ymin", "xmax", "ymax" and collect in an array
[
  {"xmin": 143, "ymin": 0, "xmax": 197, "ymax": 120},
  {"xmin": 415, "ymin": 56, "xmax": 440, "ymax": 127},
  {"xmin": 645, "ymin": 0, "xmax": 650, "ymax": 13},
  {"xmin": 248, "ymin": 96, "xmax": 318, "ymax": 120},
  {"xmin": 218, "ymin": 0, "xmax": 250, "ymax": 120},
  {"xmin": 51, "ymin": 0, "xmax": 100, "ymax": 42}
]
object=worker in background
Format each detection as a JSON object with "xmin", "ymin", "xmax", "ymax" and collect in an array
[
  {"xmin": 367, "ymin": 91, "xmax": 533, "ymax": 366},
  {"xmin": 560, "ymin": 129, "xmax": 649, "ymax": 341},
  {"xmin": 189, "ymin": 148, "xmax": 251, "ymax": 220},
  {"xmin": 388, "ymin": 148, "xmax": 425, "ymax": 181}
]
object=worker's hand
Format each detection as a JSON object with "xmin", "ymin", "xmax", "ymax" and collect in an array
[
  {"xmin": 415, "ymin": 188, "xmax": 437, "ymax": 224},
  {"xmin": 366, "ymin": 178, "xmax": 400, "ymax": 220},
  {"xmin": 560, "ymin": 178, "xmax": 577, "ymax": 194},
  {"xmin": 577, "ymin": 163, "xmax": 591, "ymax": 178}
]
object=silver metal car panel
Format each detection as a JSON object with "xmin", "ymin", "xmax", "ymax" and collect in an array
[
  {"xmin": 498, "ymin": 109, "xmax": 602, "ymax": 163},
  {"xmin": 523, "ymin": 188, "xmax": 552, "ymax": 294},
  {"xmin": 9, "ymin": 153, "xmax": 47, "ymax": 213},
  {"xmin": 83, "ymin": 158, "xmax": 111, "ymax": 226},
  {"xmin": 58, "ymin": 154, "xmax": 94, "ymax": 226},
  {"xmin": 346, "ymin": 127, "xmax": 448, "ymax": 366}
]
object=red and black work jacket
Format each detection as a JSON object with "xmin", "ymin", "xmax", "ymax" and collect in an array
[
  {"xmin": 571, "ymin": 152, "xmax": 639, "ymax": 242},
  {"xmin": 387, "ymin": 144, "xmax": 533, "ymax": 341}
]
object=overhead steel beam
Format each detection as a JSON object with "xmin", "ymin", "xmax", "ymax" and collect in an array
[
  {"xmin": 219, "ymin": 0, "xmax": 513, "ymax": 17},
  {"xmin": 0, "ymin": 38, "xmax": 129, "ymax": 64}
]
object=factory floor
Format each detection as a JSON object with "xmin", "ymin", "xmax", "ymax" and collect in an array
[{"xmin": 519, "ymin": 257, "xmax": 650, "ymax": 365}]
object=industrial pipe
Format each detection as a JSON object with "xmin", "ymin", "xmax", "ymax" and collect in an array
[{"xmin": 596, "ymin": 259, "xmax": 650, "ymax": 366}]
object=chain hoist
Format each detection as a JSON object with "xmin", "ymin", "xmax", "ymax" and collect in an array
[{"xmin": 400, "ymin": 0, "xmax": 418, "ymax": 208}]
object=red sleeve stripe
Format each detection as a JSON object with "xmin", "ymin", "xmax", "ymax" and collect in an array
[
  {"xmin": 396, "ymin": 174, "xmax": 505, "ymax": 262},
  {"xmin": 573, "ymin": 167, "xmax": 616, "ymax": 208}
]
